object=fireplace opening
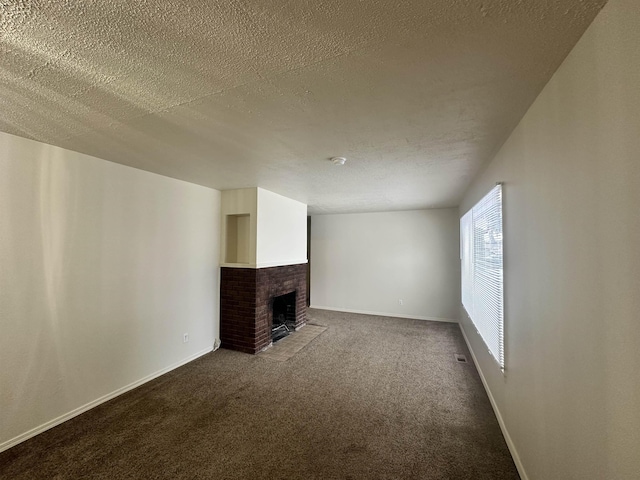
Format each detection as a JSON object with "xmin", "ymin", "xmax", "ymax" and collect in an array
[{"xmin": 272, "ymin": 291, "xmax": 296, "ymax": 343}]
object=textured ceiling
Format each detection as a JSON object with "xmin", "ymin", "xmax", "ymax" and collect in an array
[{"xmin": 1, "ymin": 0, "xmax": 606, "ymax": 213}]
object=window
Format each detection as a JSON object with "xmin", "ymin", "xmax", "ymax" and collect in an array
[{"xmin": 461, "ymin": 184, "xmax": 504, "ymax": 369}]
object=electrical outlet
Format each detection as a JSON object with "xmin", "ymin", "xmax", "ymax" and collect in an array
[
  {"xmin": 183, "ymin": 333, "xmax": 189, "ymax": 343},
  {"xmin": 399, "ymin": 299, "xmax": 403, "ymax": 306}
]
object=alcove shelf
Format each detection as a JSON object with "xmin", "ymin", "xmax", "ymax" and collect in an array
[{"xmin": 224, "ymin": 213, "xmax": 251, "ymax": 265}]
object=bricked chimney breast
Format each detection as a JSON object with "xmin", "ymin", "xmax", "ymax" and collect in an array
[{"xmin": 220, "ymin": 264, "xmax": 307, "ymax": 354}]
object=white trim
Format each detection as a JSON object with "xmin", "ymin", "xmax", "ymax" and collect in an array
[
  {"xmin": 310, "ymin": 305, "xmax": 458, "ymax": 323},
  {"xmin": 255, "ymin": 259, "xmax": 308, "ymax": 268},
  {"xmin": 458, "ymin": 324, "xmax": 529, "ymax": 480},
  {"xmin": 0, "ymin": 346, "xmax": 214, "ymax": 454},
  {"xmin": 220, "ymin": 260, "xmax": 308, "ymax": 269}
]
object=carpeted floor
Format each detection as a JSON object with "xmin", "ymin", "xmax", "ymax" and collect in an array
[{"xmin": 0, "ymin": 309, "xmax": 519, "ymax": 479}]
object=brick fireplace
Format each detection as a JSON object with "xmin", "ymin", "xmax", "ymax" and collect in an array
[{"xmin": 220, "ymin": 263, "xmax": 307, "ymax": 354}]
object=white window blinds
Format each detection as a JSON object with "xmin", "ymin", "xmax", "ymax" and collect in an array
[
  {"xmin": 460, "ymin": 184, "xmax": 504, "ymax": 369},
  {"xmin": 460, "ymin": 210, "xmax": 473, "ymax": 314}
]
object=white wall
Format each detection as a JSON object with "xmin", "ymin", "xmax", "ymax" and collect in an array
[
  {"xmin": 310, "ymin": 209, "xmax": 460, "ymax": 322},
  {"xmin": 256, "ymin": 188, "xmax": 307, "ymax": 268},
  {"xmin": 220, "ymin": 187, "xmax": 307, "ymax": 268},
  {"xmin": 0, "ymin": 132, "xmax": 221, "ymax": 451},
  {"xmin": 459, "ymin": 1, "xmax": 640, "ymax": 478}
]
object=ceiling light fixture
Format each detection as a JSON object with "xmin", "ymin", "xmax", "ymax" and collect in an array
[{"xmin": 331, "ymin": 156, "xmax": 347, "ymax": 165}]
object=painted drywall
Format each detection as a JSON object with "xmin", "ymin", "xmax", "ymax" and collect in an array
[
  {"xmin": 220, "ymin": 187, "xmax": 307, "ymax": 268},
  {"xmin": 310, "ymin": 209, "xmax": 460, "ymax": 322},
  {"xmin": 256, "ymin": 188, "xmax": 307, "ymax": 268},
  {"xmin": 0, "ymin": 131, "xmax": 221, "ymax": 451},
  {"xmin": 459, "ymin": 0, "xmax": 640, "ymax": 478}
]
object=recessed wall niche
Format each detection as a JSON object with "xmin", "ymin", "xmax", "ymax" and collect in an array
[{"xmin": 225, "ymin": 214, "xmax": 250, "ymax": 264}]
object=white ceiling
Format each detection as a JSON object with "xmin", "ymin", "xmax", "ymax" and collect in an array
[{"xmin": 0, "ymin": 0, "xmax": 606, "ymax": 214}]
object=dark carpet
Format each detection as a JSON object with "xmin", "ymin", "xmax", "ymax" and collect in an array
[{"xmin": 0, "ymin": 309, "xmax": 519, "ymax": 479}]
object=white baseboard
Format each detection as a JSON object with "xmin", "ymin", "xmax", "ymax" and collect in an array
[
  {"xmin": 458, "ymin": 324, "xmax": 529, "ymax": 480},
  {"xmin": 0, "ymin": 346, "xmax": 214, "ymax": 454},
  {"xmin": 309, "ymin": 305, "xmax": 458, "ymax": 323}
]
